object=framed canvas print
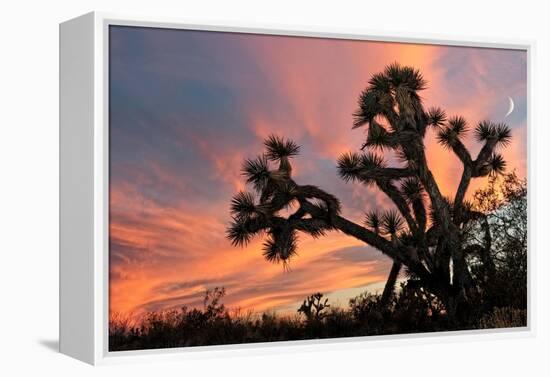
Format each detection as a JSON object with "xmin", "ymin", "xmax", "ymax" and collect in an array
[{"xmin": 60, "ymin": 12, "xmax": 533, "ymax": 365}]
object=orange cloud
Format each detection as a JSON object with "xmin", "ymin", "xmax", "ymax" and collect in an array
[{"xmin": 110, "ymin": 177, "xmax": 392, "ymax": 317}]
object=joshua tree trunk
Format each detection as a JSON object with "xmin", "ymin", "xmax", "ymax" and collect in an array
[{"xmin": 381, "ymin": 261, "xmax": 401, "ymax": 306}]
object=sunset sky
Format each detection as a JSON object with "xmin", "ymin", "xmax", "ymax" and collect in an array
[{"xmin": 108, "ymin": 26, "xmax": 527, "ymax": 318}]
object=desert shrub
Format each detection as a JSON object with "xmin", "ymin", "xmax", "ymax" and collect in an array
[
  {"xmin": 298, "ymin": 293, "xmax": 330, "ymax": 322},
  {"xmin": 298, "ymin": 293, "xmax": 332, "ymax": 338},
  {"xmin": 109, "ymin": 312, "xmax": 134, "ymax": 350},
  {"xmin": 478, "ymin": 307, "xmax": 527, "ymax": 329},
  {"xmin": 391, "ymin": 281, "xmax": 449, "ymax": 332},
  {"xmin": 346, "ymin": 281, "xmax": 450, "ymax": 335},
  {"xmin": 348, "ymin": 292, "xmax": 385, "ymax": 334},
  {"xmin": 322, "ymin": 307, "xmax": 355, "ymax": 338},
  {"xmin": 109, "ymin": 280, "xmax": 526, "ymax": 351}
]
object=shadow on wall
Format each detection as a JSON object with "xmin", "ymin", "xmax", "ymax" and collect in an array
[{"xmin": 38, "ymin": 339, "xmax": 59, "ymax": 353}]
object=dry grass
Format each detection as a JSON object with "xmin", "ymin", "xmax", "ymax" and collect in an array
[{"xmin": 478, "ymin": 307, "xmax": 527, "ymax": 329}]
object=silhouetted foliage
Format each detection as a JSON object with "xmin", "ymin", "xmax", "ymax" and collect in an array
[
  {"xmin": 298, "ymin": 292, "xmax": 331, "ymax": 322},
  {"xmin": 109, "ymin": 64, "xmax": 528, "ymax": 351},
  {"xmin": 109, "ymin": 283, "xmax": 526, "ymax": 351},
  {"xmin": 469, "ymin": 172, "xmax": 527, "ymax": 310},
  {"xmin": 226, "ymin": 63, "xmax": 526, "ymax": 327}
]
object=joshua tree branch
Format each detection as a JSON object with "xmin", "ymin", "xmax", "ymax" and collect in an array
[
  {"xmin": 413, "ymin": 148, "xmax": 453, "ymax": 228},
  {"xmin": 299, "ymin": 200, "xmax": 400, "ymax": 260},
  {"xmin": 377, "ymin": 181, "xmax": 418, "ymax": 233},
  {"xmin": 289, "ymin": 217, "xmax": 332, "ymax": 234},
  {"xmin": 454, "ymin": 165, "xmax": 472, "ymax": 220},
  {"xmin": 454, "ymin": 137, "xmax": 497, "ymax": 217},
  {"xmin": 299, "ymin": 199, "xmax": 431, "ymax": 282},
  {"xmin": 294, "ymin": 184, "xmax": 342, "ymax": 215},
  {"xmin": 450, "ymin": 139, "xmax": 472, "ymax": 166},
  {"xmin": 360, "ymin": 167, "xmax": 414, "ymax": 181},
  {"xmin": 473, "ymin": 138, "xmax": 498, "ymax": 176}
]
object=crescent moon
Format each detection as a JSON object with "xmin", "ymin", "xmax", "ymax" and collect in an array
[{"xmin": 505, "ymin": 96, "xmax": 514, "ymax": 117}]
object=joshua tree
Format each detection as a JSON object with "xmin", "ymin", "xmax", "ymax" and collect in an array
[
  {"xmin": 227, "ymin": 63, "xmax": 512, "ymax": 321},
  {"xmin": 298, "ymin": 293, "xmax": 331, "ymax": 322}
]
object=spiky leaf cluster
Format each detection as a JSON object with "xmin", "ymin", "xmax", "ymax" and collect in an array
[
  {"xmin": 242, "ymin": 155, "xmax": 270, "ymax": 192},
  {"xmin": 230, "ymin": 191, "xmax": 258, "ymax": 220},
  {"xmin": 364, "ymin": 210, "xmax": 382, "ymax": 234},
  {"xmin": 384, "ymin": 63, "xmax": 427, "ymax": 91},
  {"xmin": 487, "ymin": 153, "xmax": 507, "ymax": 176},
  {"xmin": 363, "ymin": 119, "xmax": 394, "ymax": 150},
  {"xmin": 364, "ymin": 209, "xmax": 404, "ymax": 237},
  {"xmin": 401, "ymin": 177, "xmax": 424, "ymax": 203},
  {"xmin": 436, "ymin": 116, "xmax": 468, "ymax": 149},
  {"xmin": 337, "ymin": 152, "xmax": 362, "ymax": 182},
  {"xmin": 353, "ymin": 90, "xmax": 382, "ymax": 128},
  {"xmin": 226, "ymin": 218, "xmax": 254, "ymax": 247},
  {"xmin": 337, "ymin": 152, "xmax": 385, "ymax": 184},
  {"xmin": 262, "ymin": 228, "xmax": 298, "ymax": 265},
  {"xmin": 426, "ymin": 107, "xmax": 447, "ymax": 128},
  {"xmin": 264, "ymin": 134, "xmax": 301, "ymax": 160},
  {"xmin": 474, "ymin": 121, "xmax": 512, "ymax": 147},
  {"xmin": 382, "ymin": 210, "xmax": 405, "ymax": 236},
  {"xmin": 353, "ymin": 63, "xmax": 426, "ymax": 129},
  {"xmin": 296, "ymin": 219, "xmax": 328, "ymax": 239},
  {"xmin": 449, "ymin": 116, "xmax": 468, "ymax": 135}
]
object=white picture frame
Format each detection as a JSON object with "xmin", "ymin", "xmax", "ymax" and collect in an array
[{"xmin": 59, "ymin": 11, "xmax": 535, "ymax": 365}]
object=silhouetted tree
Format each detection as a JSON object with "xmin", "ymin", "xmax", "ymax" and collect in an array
[
  {"xmin": 226, "ymin": 63, "xmax": 513, "ymax": 322},
  {"xmin": 298, "ymin": 292, "xmax": 330, "ymax": 322},
  {"xmin": 469, "ymin": 172, "xmax": 527, "ymax": 309}
]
